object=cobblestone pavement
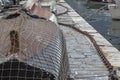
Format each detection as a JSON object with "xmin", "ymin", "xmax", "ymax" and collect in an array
[
  {"xmin": 59, "ymin": 24, "xmax": 109, "ymax": 80},
  {"xmin": 57, "ymin": 3, "xmax": 109, "ymax": 78}
]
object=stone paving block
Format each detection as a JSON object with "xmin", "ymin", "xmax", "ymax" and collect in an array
[
  {"xmin": 75, "ymin": 24, "xmax": 97, "ymax": 33},
  {"xmin": 59, "ymin": 0, "xmax": 65, "ymax": 2},
  {"xmin": 59, "ymin": 25, "xmax": 109, "ymax": 80},
  {"xmin": 68, "ymin": 12, "xmax": 80, "ymax": 17},
  {"xmin": 57, "ymin": 1, "xmax": 111, "ymax": 80},
  {"xmin": 90, "ymin": 33, "xmax": 113, "ymax": 46},
  {"xmin": 60, "ymin": 3, "xmax": 74, "ymax": 11},
  {"xmin": 75, "ymin": 76, "xmax": 108, "ymax": 80}
]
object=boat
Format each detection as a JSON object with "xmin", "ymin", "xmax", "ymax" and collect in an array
[
  {"xmin": 87, "ymin": 0, "xmax": 114, "ymax": 3},
  {"xmin": 108, "ymin": 0, "xmax": 120, "ymax": 20},
  {"xmin": 0, "ymin": 0, "xmax": 69, "ymax": 80},
  {"xmin": 86, "ymin": 0, "xmax": 115, "ymax": 8},
  {"xmin": 90, "ymin": 0, "xmax": 107, "ymax": 2}
]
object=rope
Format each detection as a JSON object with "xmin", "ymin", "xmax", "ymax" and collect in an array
[
  {"xmin": 55, "ymin": 4, "xmax": 68, "ymax": 16},
  {"xmin": 56, "ymin": 3, "xmax": 119, "ymax": 80},
  {"xmin": 85, "ymin": 4, "xmax": 108, "ymax": 19}
]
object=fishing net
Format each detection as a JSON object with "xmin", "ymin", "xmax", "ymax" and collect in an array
[{"xmin": 0, "ymin": 11, "xmax": 69, "ymax": 80}]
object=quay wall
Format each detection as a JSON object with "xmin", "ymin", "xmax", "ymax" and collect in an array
[{"xmin": 59, "ymin": 0, "xmax": 120, "ymax": 79}]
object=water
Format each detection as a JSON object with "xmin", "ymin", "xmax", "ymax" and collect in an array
[{"xmin": 65, "ymin": 0, "xmax": 120, "ymax": 50}]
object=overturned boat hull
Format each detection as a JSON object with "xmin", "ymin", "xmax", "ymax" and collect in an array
[
  {"xmin": 0, "ymin": 59, "xmax": 55, "ymax": 80},
  {"xmin": 0, "ymin": 11, "xmax": 69, "ymax": 80}
]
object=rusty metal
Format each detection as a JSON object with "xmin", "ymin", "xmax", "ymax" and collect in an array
[{"xmin": 0, "ymin": 10, "xmax": 69, "ymax": 80}]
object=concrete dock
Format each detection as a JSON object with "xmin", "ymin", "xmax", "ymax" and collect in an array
[{"xmin": 57, "ymin": 0, "xmax": 120, "ymax": 80}]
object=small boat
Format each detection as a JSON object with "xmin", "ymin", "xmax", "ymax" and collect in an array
[
  {"xmin": 90, "ymin": 0, "xmax": 106, "ymax": 2},
  {"xmin": 108, "ymin": 0, "xmax": 120, "ymax": 20},
  {"xmin": 86, "ymin": 0, "xmax": 115, "ymax": 8},
  {"xmin": 90, "ymin": 0, "xmax": 114, "ymax": 2},
  {"xmin": 87, "ymin": 0, "xmax": 115, "ymax": 3}
]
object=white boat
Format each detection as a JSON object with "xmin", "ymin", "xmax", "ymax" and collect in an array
[{"xmin": 108, "ymin": 0, "xmax": 120, "ymax": 20}]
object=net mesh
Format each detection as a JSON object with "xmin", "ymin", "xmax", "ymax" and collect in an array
[
  {"xmin": 0, "ymin": 59, "xmax": 54, "ymax": 80},
  {"xmin": 0, "ymin": 11, "xmax": 69, "ymax": 80}
]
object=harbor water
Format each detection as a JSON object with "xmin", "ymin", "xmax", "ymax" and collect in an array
[{"xmin": 65, "ymin": 0, "xmax": 120, "ymax": 50}]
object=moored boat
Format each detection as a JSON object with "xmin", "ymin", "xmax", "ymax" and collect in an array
[
  {"xmin": 108, "ymin": 0, "xmax": 120, "ymax": 20},
  {"xmin": 87, "ymin": 0, "xmax": 115, "ymax": 3},
  {"xmin": 108, "ymin": 4, "xmax": 120, "ymax": 20}
]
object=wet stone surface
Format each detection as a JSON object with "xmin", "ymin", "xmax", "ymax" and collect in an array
[
  {"xmin": 59, "ymin": 25, "xmax": 109, "ymax": 80},
  {"xmin": 57, "ymin": 1, "xmax": 109, "ymax": 80}
]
